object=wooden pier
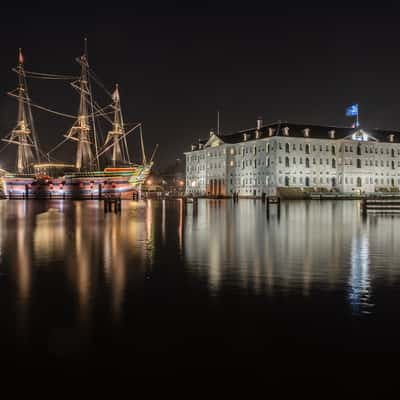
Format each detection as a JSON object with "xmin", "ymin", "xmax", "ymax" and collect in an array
[
  {"xmin": 104, "ymin": 195, "xmax": 122, "ymax": 213},
  {"xmin": 361, "ymin": 198, "xmax": 400, "ymax": 216},
  {"xmin": 265, "ymin": 196, "xmax": 281, "ymax": 218}
]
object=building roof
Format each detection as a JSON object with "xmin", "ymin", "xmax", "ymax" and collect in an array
[{"xmin": 189, "ymin": 122, "xmax": 400, "ymax": 151}]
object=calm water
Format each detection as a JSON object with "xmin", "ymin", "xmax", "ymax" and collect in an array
[{"xmin": 1, "ymin": 199, "xmax": 400, "ymax": 375}]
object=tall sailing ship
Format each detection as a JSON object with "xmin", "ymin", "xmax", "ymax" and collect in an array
[{"xmin": 1, "ymin": 44, "xmax": 155, "ymax": 199}]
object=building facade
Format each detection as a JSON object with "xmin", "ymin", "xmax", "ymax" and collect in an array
[{"xmin": 185, "ymin": 119, "xmax": 400, "ymax": 197}]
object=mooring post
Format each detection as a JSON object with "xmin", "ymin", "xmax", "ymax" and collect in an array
[
  {"xmin": 266, "ymin": 196, "xmax": 270, "ymax": 218},
  {"xmin": 361, "ymin": 197, "xmax": 367, "ymax": 218},
  {"xmin": 183, "ymin": 198, "xmax": 187, "ymax": 216},
  {"xmin": 277, "ymin": 197, "xmax": 281, "ymax": 218}
]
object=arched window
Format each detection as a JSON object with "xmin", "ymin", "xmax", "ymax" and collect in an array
[
  {"xmin": 392, "ymin": 149, "xmax": 395, "ymax": 158},
  {"xmin": 357, "ymin": 159, "xmax": 361, "ymax": 168},
  {"xmin": 305, "ymin": 177, "xmax": 310, "ymax": 187},
  {"xmin": 332, "ymin": 146, "xmax": 336, "ymax": 155},
  {"xmin": 285, "ymin": 143, "xmax": 290, "ymax": 153},
  {"xmin": 284, "ymin": 176, "xmax": 290, "ymax": 186},
  {"xmin": 332, "ymin": 177, "xmax": 336, "ymax": 187},
  {"xmin": 305, "ymin": 158, "xmax": 310, "ymax": 168},
  {"xmin": 392, "ymin": 161, "xmax": 395, "ymax": 170},
  {"xmin": 332, "ymin": 159, "xmax": 336, "ymax": 168},
  {"xmin": 285, "ymin": 157, "xmax": 290, "ymax": 167},
  {"xmin": 357, "ymin": 177, "xmax": 362, "ymax": 187},
  {"xmin": 357, "ymin": 146, "xmax": 361, "ymax": 156},
  {"xmin": 305, "ymin": 144, "xmax": 310, "ymax": 154}
]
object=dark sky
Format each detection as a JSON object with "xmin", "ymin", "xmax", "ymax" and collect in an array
[{"xmin": 1, "ymin": 1, "xmax": 400, "ymax": 170}]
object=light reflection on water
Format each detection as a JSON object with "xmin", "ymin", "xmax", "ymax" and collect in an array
[
  {"xmin": 183, "ymin": 199, "xmax": 400, "ymax": 313},
  {"xmin": 2, "ymin": 198, "xmax": 400, "ymax": 361}
]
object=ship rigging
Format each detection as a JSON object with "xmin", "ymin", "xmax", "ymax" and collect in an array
[{"xmin": 0, "ymin": 42, "xmax": 157, "ymax": 199}]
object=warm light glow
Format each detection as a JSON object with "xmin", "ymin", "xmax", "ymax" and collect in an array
[
  {"xmin": 179, "ymin": 180, "xmax": 184, "ymax": 186},
  {"xmin": 147, "ymin": 179, "xmax": 152, "ymax": 185},
  {"xmin": 191, "ymin": 180, "xmax": 197, "ymax": 187}
]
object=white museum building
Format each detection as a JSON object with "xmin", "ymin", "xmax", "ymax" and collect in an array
[{"xmin": 185, "ymin": 118, "xmax": 400, "ymax": 197}]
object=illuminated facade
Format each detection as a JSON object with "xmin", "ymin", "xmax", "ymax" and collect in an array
[{"xmin": 185, "ymin": 119, "xmax": 400, "ymax": 197}]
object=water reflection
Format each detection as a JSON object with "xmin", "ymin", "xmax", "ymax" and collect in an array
[
  {"xmin": 0, "ymin": 200, "xmax": 155, "ymax": 340},
  {"xmin": 183, "ymin": 200, "xmax": 400, "ymax": 314},
  {"xmin": 349, "ymin": 233, "xmax": 372, "ymax": 315},
  {"xmin": 1, "ymin": 197, "xmax": 400, "ymax": 345}
]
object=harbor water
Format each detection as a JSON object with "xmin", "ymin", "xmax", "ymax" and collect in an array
[{"xmin": 1, "ymin": 199, "xmax": 399, "ymax": 376}]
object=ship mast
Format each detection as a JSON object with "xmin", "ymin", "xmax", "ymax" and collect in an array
[
  {"xmin": 104, "ymin": 84, "xmax": 126, "ymax": 167},
  {"xmin": 65, "ymin": 44, "xmax": 93, "ymax": 171},
  {"xmin": 103, "ymin": 84, "xmax": 133, "ymax": 167},
  {"xmin": 3, "ymin": 49, "xmax": 39, "ymax": 174}
]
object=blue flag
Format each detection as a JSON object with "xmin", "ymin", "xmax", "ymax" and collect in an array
[{"xmin": 346, "ymin": 104, "xmax": 358, "ymax": 117}]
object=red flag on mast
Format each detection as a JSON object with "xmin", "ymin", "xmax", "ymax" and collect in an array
[{"xmin": 18, "ymin": 48, "xmax": 24, "ymax": 65}]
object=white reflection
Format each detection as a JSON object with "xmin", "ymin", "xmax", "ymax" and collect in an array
[{"xmin": 349, "ymin": 233, "xmax": 373, "ymax": 315}]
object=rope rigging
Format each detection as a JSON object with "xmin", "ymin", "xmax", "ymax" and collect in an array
[
  {"xmin": 7, "ymin": 90, "xmax": 77, "ymax": 119},
  {"xmin": 2, "ymin": 45, "xmax": 144, "ymax": 173},
  {"xmin": 23, "ymin": 69, "xmax": 78, "ymax": 80},
  {"xmin": 94, "ymin": 123, "xmax": 141, "ymax": 161}
]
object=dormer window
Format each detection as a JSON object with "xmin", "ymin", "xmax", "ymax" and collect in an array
[
  {"xmin": 303, "ymin": 128, "xmax": 310, "ymax": 138},
  {"xmin": 268, "ymin": 128, "xmax": 275, "ymax": 137},
  {"xmin": 256, "ymin": 130, "xmax": 261, "ymax": 139},
  {"xmin": 329, "ymin": 130, "xmax": 335, "ymax": 139},
  {"xmin": 389, "ymin": 134, "xmax": 395, "ymax": 143},
  {"xmin": 283, "ymin": 127, "xmax": 289, "ymax": 136},
  {"xmin": 243, "ymin": 133, "xmax": 248, "ymax": 142}
]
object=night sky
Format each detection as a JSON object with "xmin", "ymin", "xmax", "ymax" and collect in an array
[{"xmin": 1, "ymin": 1, "xmax": 400, "ymax": 170}]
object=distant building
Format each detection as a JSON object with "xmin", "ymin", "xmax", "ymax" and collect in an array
[
  {"xmin": 161, "ymin": 158, "xmax": 185, "ymax": 196},
  {"xmin": 185, "ymin": 118, "xmax": 400, "ymax": 197}
]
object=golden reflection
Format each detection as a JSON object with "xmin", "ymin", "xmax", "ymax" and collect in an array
[
  {"xmin": 34, "ymin": 206, "xmax": 66, "ymax": 263},
  {"xmin": 16, "ymin": 201, "xmax": 31, "ymax": 307},
  {"xmin": 104, "ymin": 212, "xmax": 126, "ymax": 321},
  {"xmin": 162, "ymin": 199, "xmax": 166, "ymax": 245},
  {"xmin": 68, "ymin": 202, "xmax": 92, "ymax": 324}
]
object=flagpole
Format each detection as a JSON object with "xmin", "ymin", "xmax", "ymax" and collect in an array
[{"xmin": 356, "ymin": 104, "xmax": 359, "ymax": 127}]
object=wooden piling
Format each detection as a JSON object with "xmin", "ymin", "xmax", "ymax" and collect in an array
[
  {"xmin": 361, "ymin": 198, "xmax": 367, "ymax": 217},
  {"xmin": 277, "ymin": 197, "xmax": 281, "ymax": 218}
]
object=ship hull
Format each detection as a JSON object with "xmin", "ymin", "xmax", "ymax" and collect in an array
[{"xmin": 2, "ymin": 165, "xmax": 152, "ymax": 199}]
